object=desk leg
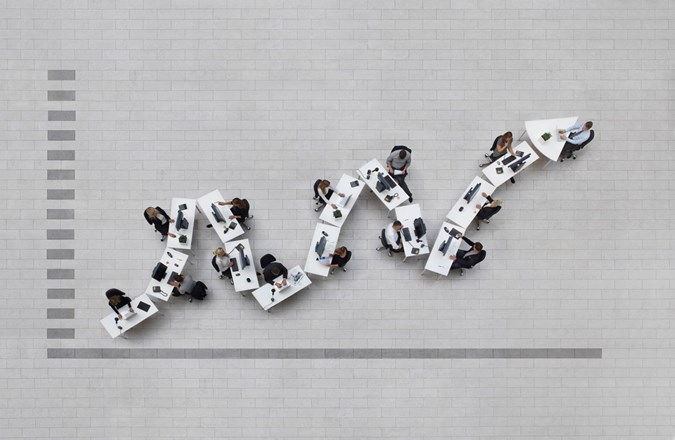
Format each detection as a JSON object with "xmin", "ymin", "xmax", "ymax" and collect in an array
[
  {"xmin": 517, "ymin": 129, "xmax": 527, "ymax": 142},
  {"xmin": 403, "ymin": 256, "xmax": 407, "ymax": 263},
  {"xmin": 543, "ymin": 159, "xmax": 553, "ymax": 169},
  {"xmin": 421, "ymin": 270, "xmax": 426, "ymax": 276}
]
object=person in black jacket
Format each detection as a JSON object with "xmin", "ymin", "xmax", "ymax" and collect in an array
[
  {"xmin": 450, "ymin": 235, "xmax": 486, "ymax": 276},
  {"xmin": 218, "ymin": 198, "xmax": 253, "ymax": 230},
  {"xmin": 328, "ymin": 246, "xmax": 352, "ymax": 274},
  {"xmin": 263, "ymin": 261, "xmax": 288, "ymax": 288},
  {"xmin": 144, "ymin": 206, "xmax": 175, "ymax": 241},
  {"xmin": 475, "ymin": 192, "xmax": 502, "ymax": 230},
  {"xmin": 106, "ymin": 288, "xmax": 134, "ymax": 320}
]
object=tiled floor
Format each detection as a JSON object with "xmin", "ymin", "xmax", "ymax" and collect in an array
[{"xmin": 2, "ymin": 0, "xmax": 675, "ymax": 438}]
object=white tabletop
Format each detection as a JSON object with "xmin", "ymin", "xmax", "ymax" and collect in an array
[
  {"xmin": 225, "ymin": 238, "xmax": 260, "ymax": 292},
  {"xmin": 167, "ymin": 198, "xmax": 196, "ymax": 250},
  {"xmin": 446, "ymin": 176, "xmax": 497, "ymax": 229},
  {"xmin": 481, "ymin": 141, "xmax": 540, "ymax": 187},
  {"xmin": 424, "ymin": 222, "xmax": 466, "ymax": 276},
  {"xmin": 145, "ymin": 248, "xmax": 189, "ymax": 301},
  {"xmin": 304, "ymin": 223, "xmax": 341, "ymax": 277},
  {"xmin": 525, "ymin": 116, "xmax": 578, "ymax": 161},
  {"xmin": 394, "ymin": 203, "xmax": 430, "ymax": 259},
  {"xmin": 100, "ymin": 294, "xmax": 159, "ymax": 338},
  {"xmin": 318, "ymin": 174, "xmax": 365, "ymax": 228},
  {"xmin": 196, "ymin": 189, "xmax": 245, "ymax": 244},
  {"xmin": 356, "ymin": 159, "xmax": 407, "ymax": 211},
  {"xmin": 252, "ymin": 265, "xmax": 312, "ymax": 311}
]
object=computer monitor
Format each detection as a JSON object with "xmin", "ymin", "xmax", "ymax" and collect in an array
[
  {"xmin": 508, "ymin": 153, "xmax": 531, "ymax": 172},
  {"xmin": 211, "ymin": 203, "xmax": 226, "ymax": 223},
  {"xmin": 463, "ymin": 182, "xmax": 481, "ymax": 203},
  {"xmin": 176, "ymin": 210, "xmax": 189, "ymax": 231},
  {"xmin": 315, "ymin": 235, "xmax": 327, "ymax": 257},
  {"xmin": 237, "ymin": 245, "xmax": 249, "ymax": 269},
  {"xmin": 376, "ymin": 172, "xmax": 393, "ymax": 193},
  {"xmin": 439, "ymin": 238, "xmax": 451, "ymax": 256}
]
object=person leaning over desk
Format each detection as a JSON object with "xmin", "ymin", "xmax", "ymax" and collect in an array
[
  {"xmin": 450, "ymin": 234, "xmax": 486, "ymax": 275},
  {"xmin": 475, "ymin": 192, "xmax": 502, "ymax": 231},
  {"xmin": 328, "ymin": 246, "xmax": 352, "ymax": 273},
  {"xmin": 218, "ymin": 197, "xmax": 252, "ymax": 229},
  {"xmin": 313, "ymin": 179, "xmax": 344, "ymax": 212},
  {"xmin": 263, "ymin": 260, "xmax": 288, "ymax": 289},
  {"xmin": 558, "ymin": 121, "xmax": 593, "ymax": 160},
  {"xmin": 105, "ymin": 288, "xmax": 134, "ymax": 320}
]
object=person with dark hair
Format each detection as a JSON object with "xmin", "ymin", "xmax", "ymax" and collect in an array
[
  {"xmin": 144, "ymin": 206, "xmax": 175, "ymax": 241},
  {"xmin": 485, "ymin": 131, "xmax": 516, "ymax": 163},
  {"xmin": 219, "ymin": 197, "xmax": 253, "ymax": 229},
  {"xmin": 559, "ymin": 121, "xmax": 593, "ymax": 159},
  {"xmin": 105, "ymin": 288, "xmax": 134, "ymax": 320},
  {"xmin": 475, "ymin": 192, "xmax": 502, "ymax": 230},
  {"xmin": 386, "ymin": 148, "xmax": 413, "ymax": 203},
  {"xmin": 450, "ymin": 234, "xmax": 486, "ymax": 275},
  {"xmin": 327, "ymin": 246, "xmax": 352, "ymax": 274},
  {"xmin": 263, "ymin": 260, "xmax": 288, "ymax": 288},
  {"xmin": 169, "ymin": 274, "xmax": 196, "ymax": 296},
  {"xmin": 383, "ymin": 220, "xmax": 404, "ymax": 257}
]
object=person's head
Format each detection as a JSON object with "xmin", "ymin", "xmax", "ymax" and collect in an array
[
  {"xmin": 174, "ymin": 274, "xmax": 185, "ymax": 283},
  {"xmin": 335, "ymin": 246, "xmax": 348, "ymax": 257},
  {"xmin": 319, "ymin": 180, "xmax": 330, "ymax": 192},
  {"xmin": 502, "ymin": 131, "xmax": 513, "ymax": 143},
  {"xmin": 583, "ymin": 121, "xmax": 593, "ymax": 130},
  {"xmin": 491, "ymin": 199, "xmax": 502, "ymax": 208},
  {"xmin": 473, "ymin": 242, "xmax": 483, "ymax": 252},
  {"xmin": 398, "ymin": 149, "xmax": 407, "ymax": 160},
  {"xmin": 145, "ymin": 207, "xmax": 158, "ymax": 218},
  {"xmin": 213, "ymin": 247, "xmax": 226, "ymax": 257},
  {"xmin": 270, "ymin": 265, "xmax": 281, "ymax": 277},
  {"xmin": 231, "ymin": 198, "xmax": 245, "ymax": 209},
  {"xmin": 392, "ymin": 220, "xmax": 403, "ymax": 231},
  {"xmin": 109, "ymin": 294, "xmax": 124, "ymax": 306}
]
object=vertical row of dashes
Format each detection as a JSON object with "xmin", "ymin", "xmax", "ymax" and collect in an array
[{"xmin": 46, "ymin": 70, "xmax": 76, "ymax": 340}]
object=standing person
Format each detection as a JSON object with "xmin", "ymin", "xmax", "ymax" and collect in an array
[
  {"xmin": 386, "ymin": 147, "xmax": 413, "ymax": 203},
  {"xmin": 219, "ymin": 198, "xmax": 253, "ymax": 230},
  {"xmin": 211, "ymin": 247, "xmax": 234, "ymax": 285},
  {"xmin": 105, "ymin": 288, "xmax": 135, "ymax": 320},
  {"xmin": 558, "ymin": 121, "xmax": 593, "ymax": 159},
  {"xmin": 144, "ymin": 206, "xmax": 175, "ymax": 241},
  {"xmin": 450, "ymin": 234, "xmax": 486, "ymax": 275},
  {"xmin": 475, "ymin": 192, "xmax": 503, "ymax": 230},
  {"xmin": 312, "ymin": 179, "xmax": 344, "ymax": 212}
]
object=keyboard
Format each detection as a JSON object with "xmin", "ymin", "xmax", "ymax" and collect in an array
[{"xmin": 402, "ymin": 227, "xmax": 412, "ymax": 242}]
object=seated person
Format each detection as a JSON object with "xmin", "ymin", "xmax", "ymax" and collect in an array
[
  {"xmin": 485, "ymin": 131, "xmax": 515, "ymax": 163},
  {"xmin": 105, "ymin": 288, "xmax": 134, "ymax": 320},
  {"xmin": 313, "ymin": 179, "xmax": 344, "ymax": 212},
  {"xmin": 144, "ymin": 206, "xmax": 175, "ymax": 241},
  {"xmin": 475, "ymin": 192, "xmax": 502, "ymax": 230},
  {"xmin": 450, "ymin": 234, "xmax": 486, "ymax": 275},
  {"xmin": 218, "ymin": 198, "xmax": 252, "ymax": 228},
  {"xmin": 558, "ymin": 121, "xmax": 593, "ymax": 159},
  {"xmin": 383, "ymin": 220, "xmax": 404, "ymax": 257},
  {"xmin": 263, "ymin": 260, "xmax": 288, "ymax": 289},
  {"xmin": 386, "ymin": 148, "xmax": 413, "ymax": 203},
  {"xmin": 211, "ymin": 247, "xmax": 234, "ymax": 285},
  {"xmin": 327, "ymin": 246, "xmax": 351, "ymax": 273},
  {"xmin": 169, "ymin": 274, "xmax": 197, "ymax": 297}
]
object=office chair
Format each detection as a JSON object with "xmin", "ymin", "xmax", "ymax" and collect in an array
[
  {"xmin": 260, "ymin": 254, "xmax": 276, "ymax": 269},
  {"xmin": 391, "ymin": 145, "xmax": 412, "ymax": 155},
  {"xmin": 560, "ymin": 130, "xmax": 594, "ymax": 162},
  {"xmin": 375, "ymin": 228, "xmax": 393, "ymax": 257},
  {"xmin": 479, "ymin": 135, "xmax": 501, "ymax": 168},
  {"xmin": 185, "ymin": 281, "xmax": 208, "ymax": 303}
]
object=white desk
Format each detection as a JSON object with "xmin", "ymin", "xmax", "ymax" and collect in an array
[
  {"xmin": 304, "ymin": 223, "xmax": 340, "ymax": 277},
  {"xmin": 225, "ymin": 238, "xmax": 260, "ymax": 293},
  {"xmin": 100, "ymin": 294, "xmax": 159, "ymax": 338},
  {"xmin": 523, "ymin": 116, "xmax": 578, "ymax": 162},
  {"xmin": 196, "ymin": 190, "xmax": 245, "ymax": 244},
  {"xmin": 356, "ymin": 159, "xmax": 407, "ymax": 211},
  {"xmin": 252, "ymin": 265, "xmax": 312, "ymax": 311},
  {"xmin": 145, "ymin": 249, "xmax": 189, "ymax": 301},
  {"xmin": 394, "ymin": 203, "xmax": 430, "ymax": 262},
  {"xmin": 167, "ymin": 198, "xmax": 196, "ymax": 250},
  {"xmin": 318, "ymin": 174, "xmax": 365, "ymax": 228},
  {"xmin": 446, "ymin": 176, "xmax": 497, "ymax": 229},
  {"xmin": 423, "ymin": 222, "xmax": 466, "ymax": 277},
  {"xmin": 481, "ymin": 141, "xmax": 540, "ymax": 187}
]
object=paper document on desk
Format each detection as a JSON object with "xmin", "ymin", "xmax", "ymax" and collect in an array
[{"xmin": 393, "ymin": 169, "xmax": 404, "ymax": 176}]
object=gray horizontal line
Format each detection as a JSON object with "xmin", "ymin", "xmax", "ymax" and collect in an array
[
  {"xmin": 48, "ymin": 110, "xmax": 76, "ymax": 121},
  {"xmin": 47, "ymin": 189, "xmax": 74, "ymax": 200},
  {"xmin": 47, "ymin": 269, "xmax": 74, "ymax": 280},
  {"xmin": 47, "ymin": 308, "xmax": 74, "ymax": 319},
  {"xmin": 47, "ymin": 288, "xmax": 75, "ymax": 299},
  {"xmin": 48, "ymin": 70, "xmax": 75, "ymax": 80},
  {"xmin": 47, "ymin": 209, "xmax": 74, "ymax": 219},
  {"xmin": 47, "ymin": 130, "xmax": 75, "ymax": 141},
  {"xmin": 47, "ymin": 90, "xmax": 75, "ymax": 101},
  {"xmin": 47, "ymin": 329, "xmax": 74, "ymax": 339},
  {"xmin": 47, "ymin": 229, "xmax": 74, "ymax": 240},
  {"xmin": 47, "ymin": 150, "xmax": 75, "ymax": 160},
  {"xmin": 47, "ymin": 249, "xmax": 74, "ymax": 260},
  {"xmin": 47, "ymin": 348, "xmax": 602, "ymax": 359}
]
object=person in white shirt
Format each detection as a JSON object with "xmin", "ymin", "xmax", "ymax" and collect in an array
[
  {"xmin": 313, "ymin": 179, "xmax": 345, "ymax": 212},
  {"xmin": 382, "ymin": 220, "xmax": 403, "ymax": 257},
  {"xmin": 559, "ymin": 121, "xmax": 593, "ymax": 159},
  {"xmin": 211, "ymin": 247, "xmax": 234, "ymax": 285}
]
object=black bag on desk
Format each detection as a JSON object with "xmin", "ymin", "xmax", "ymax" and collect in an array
[{"xmin": 413, "ymin": 218, "xmax": 426, "ymax": 238}]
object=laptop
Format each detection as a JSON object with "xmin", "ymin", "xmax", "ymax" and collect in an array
[
  {"xmin": 337, "ymin": 193, "xmax": 352, "ymax": 208},
  {"xmin": 122, "ymin": 310, "xmax": 136, "ymax": 320}
]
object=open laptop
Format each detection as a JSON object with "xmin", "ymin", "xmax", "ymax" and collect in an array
[
  {"xmin": 337, "ymin": 193, "xmax": 352, "ymax": 208},
  {"xmin": 122, "ymin": 310, "xmax": 136, "ymax": 320}
]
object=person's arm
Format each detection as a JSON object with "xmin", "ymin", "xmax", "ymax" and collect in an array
[
  {"xmin": 109, "ymin": 303, "xmax": 119, "ymax": 314},
  {"xmin": 211, "ymin": 256, "xmax": 220, "ymax": 273},
  {"xmin": 386, "ymin": 153, "xmax": 395, "ymax": 172},
  {"xmin": 461, "ymin": 235, "xmax": 475, "ymax": 248},
  {"xmin": 280, "ymin": 265, "xmax": 288, "ymax": 280},
  {"xmin": 218, "ymin": 200, "xmax": 233, "ymax": 206},
  {"xmin": 264, "ymin": 269, "xmax": 274, "ymax": 285},
  {"xmin": 319, "ymin": 189, "xmax": 331, "ymax": 205},
  {"xmin": 403, "ymin": 154, "xmax": 411, "ymax": 173},
  {"xmin": 157, "ymin": 207, "xmax": 173, "ymax": 223},
  {"xmin": 329, "ymin": 186, "xmax": 345, "ymax": 198},
  {"xmin": 563, "ymin": 129, "xmax": 590, "ymax": 145},
  {"xmin": 506, "ymin": 141, "xmax": 516, "ymax": 156}
]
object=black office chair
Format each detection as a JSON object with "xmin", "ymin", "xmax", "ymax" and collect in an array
[
  {"xmin": 329, "ymin": 250, "xmax": 352, "ymax": 275},
  {"xmin": 479, "ymin": 135, "xmax": 501, "ymax": 168},
  {"xmin": 391, "ymin": 145, "xmax": 412, "ymax": 155},
  {"xmin": 560, "ymin": 130, "xmax": 594, "ymax": 162},
  {"xmin": 375, "ymin": 228, "xmax": 397, "ymax": 258},
  {"xmin": 260, "ymin": 254, "xmax": 276, "ymax": 269}
]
